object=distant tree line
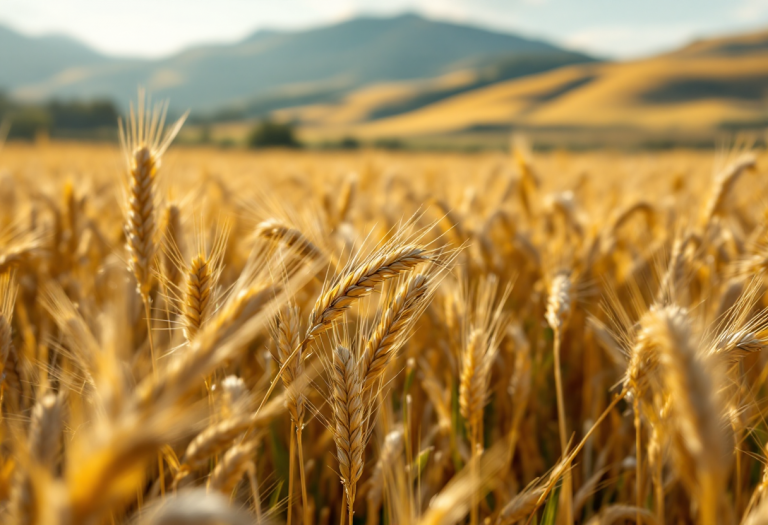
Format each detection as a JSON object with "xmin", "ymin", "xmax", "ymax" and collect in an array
[
  {"xmin": 0, "ymin": 93, "xmax": 119, "ymax": 140},
  {"xmin": 0, "ymin": 93, "xmax": 405, "ymax": 150},
  {"xmin": 246, "ymin": 120, "xmax": 300, "ymax": 148}
]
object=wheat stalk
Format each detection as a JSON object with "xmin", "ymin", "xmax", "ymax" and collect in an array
[
  {"xmin": 274, "ymin": 303, "xmax": 308, "ymax": 525},
  {"xmin": 133, "ymin": 281, "xmax": 283, "ymax": 411},
  {"xmin": 366, "ymin": 427, "xmax": 404, "ymax": 525},
  {"xmin": 119, "ymin": 90, "xmax": 188, "ymax": 374},
  {"xmin": 703, "ymin": 153, "xmax": 757, "ymax": 226},
  {"xmin": 545, "ymin": 270, "xmax": 573, "ymax": 525}
]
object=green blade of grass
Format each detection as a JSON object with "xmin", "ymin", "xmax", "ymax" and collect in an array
[{"xmin": 540, "ymin": 479, "xmax": 562, "ymax": 525}]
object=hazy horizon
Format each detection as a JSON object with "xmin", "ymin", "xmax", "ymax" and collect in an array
[{"xmin": 2, "ymin": 0, "xmax": 767, "ymax": 61}]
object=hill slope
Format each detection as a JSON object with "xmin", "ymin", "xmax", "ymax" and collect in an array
[
  {"xmin": 5, "ymin": 14, "xmax": 591, "ymax": 113},
  {"xmin": 322, "ymin": 29, "xmax": 768, "ymax": 138},
  {"xmin": 0, "ymin": 26, "xmax": 113, "ymax": 88}
]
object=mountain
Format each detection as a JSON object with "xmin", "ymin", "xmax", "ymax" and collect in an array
[
  {"xmin": 275, "ymin": 49, "xmax": 595, "ymax": 127},
  {"xmin": 3, "ymin": 14, "xmax": 594, "ymax": 113},
  {"xmin": 314, "ymin": 28, "xmax": 768, "ymax": 139},
  {"xmin": 0, "ymin": 26, "xmax": 114, "ymax": 89}
]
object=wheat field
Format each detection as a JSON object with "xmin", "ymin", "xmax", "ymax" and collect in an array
[{"xmin": 1, "ymin": 98, "xmax": 768, "ymax": 525}]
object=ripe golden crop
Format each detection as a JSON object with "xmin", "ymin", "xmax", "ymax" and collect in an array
[{"xmin": 0, "ymin": 102, "xmax": 767, "ymax": 525}]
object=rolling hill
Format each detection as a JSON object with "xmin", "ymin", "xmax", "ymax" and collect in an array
[
  {"xmin": 0, "ymin": 26, "xmax": 114, "ymax": 88},
  {"xmin": 3, "ymin": 14, "xmax": 594, "ymax": 114},
  {"xmin": 297, "ymin": 28, "xmax": 768, "ymax": 140}
]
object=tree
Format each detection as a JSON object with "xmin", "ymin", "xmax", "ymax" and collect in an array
[{"xmin": 247, "ymin": 119, "xmax": 300, "ymax": 148}]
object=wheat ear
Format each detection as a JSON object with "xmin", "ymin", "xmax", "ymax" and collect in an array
[
  {"xmin": 119, "ymin": 90, "xmax": 188, "ymax": 371},
  {"xmin": 0, "ymin": 270, "xmax": 18, "ymax": 389},
  {"xmin": 336, "ymin": 173, "xmax": 357, "ymax": 226},
  {"xmin": 623, "ymin": 306, "xmax": 667, "ymax": 525},
  {"xmin": 276, "ymin": 304, "xmax": 304, "ymax": 425},
  {"xmin": 219, "ymin": 375, "xmax": 249, "ymax": 416},
  {"xmin": 360, "ymin": 274, "xmax": 428, "ymax": 393},
  {"xmin": 10, "ymin": 393, "xmax": 64, "ymax": 525},
  {"xmin": 650, "ymin": 305, "xmax": 728, "ymax": 525},
  {"xmin": 29, "ymin": 393, "xmax": 64, "ymax": 467},
  {"xmin": 331, "ymin": 345, "xmax": 365, "ymax": 524},
  {"xmin": 275, "ymin": 303, "xmax": 308, "ymax": 525},
  {"xmin": 183, "ymin": 254, "xmax": 214, "ymax": 342},
  {"xmin": 0, "ymin": 236, "xmax": 42, "ymax": 274},
  {"xmin": 134, "ymin": 281, "xmax": 282, "ymax": 411},
  {"xmin": 703, "ymin": 153, "xmax": 757, "ymax": 226},
  {"xmin": 366, "ymin": 427, "xmax": 404, "ymax": 525},
  {"xmin": 255, "ymin": 244, "xmax": 428, "ymax": 419},
  {"xmin": 589, "ymin": 505, "xmax": 660, "ymax": 525},
  {"xmin": 545, "ymin": 271, "xmax": 572, "ymax": 452},
  {"xmin": 256, "ymin": 218, "xmax": 323, "ymax": 260},
  {"xmin": 207, "ymin": 440, "xmax": 258, "ymax": 495},
  {"xmin": 459, "ymin": 328, "xmax": 486, "ymax": 428},
  {"xmin": 307, "ymin": 245, "xmax": 427, "ymax": 342},
  {"xmin": 460, "ymin": 327, "xmax": 487, "ymax": 525},
  {"xmin": 136, "ymin": 489, "xmax": 252, "ymax": 525},
  {"xmin": 175, "ymin": 388, "xmax": 293, "ymax": 487},
  {"xmin": 161, "ymin": 202, "xmax": 184, "ymax": 287},
  {"xmin": 545, "ymin": 270, "xmax": 573, "ymax": 525},
  {"xmin": 496, "ymin": 486, "xmax": 546, "ymax": 525},
  {"xmin": 180, "ymin": 414, "xmax": 254, "ymax": 472},
  {"xmin": 507, "ymin": 323, "xmax": 531, "ymax": 463}
]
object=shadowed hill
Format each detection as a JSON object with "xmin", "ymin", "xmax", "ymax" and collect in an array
[{"xmin": 302, "ymin": 28, "xmax": 768, "ymax": 139}]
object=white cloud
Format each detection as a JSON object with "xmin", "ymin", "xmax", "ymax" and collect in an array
[
  {"xmin": 734, "ymin": 0, "xmax": 768, "ymax": 20},
  {"xmin": 563, "ymin": 23, "xmax": 703, "ymax": 58}
]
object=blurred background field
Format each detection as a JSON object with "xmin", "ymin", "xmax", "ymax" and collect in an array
[{"xmin": 2, "ymin": 8, "xmax": 768, "ymax": 150}]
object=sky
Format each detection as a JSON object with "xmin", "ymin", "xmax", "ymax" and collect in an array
[{"xmin": 1, "ymin": 0, "xmax": 767, "ymax": 59}]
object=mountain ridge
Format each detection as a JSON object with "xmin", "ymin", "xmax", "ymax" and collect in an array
[{"xmin": 1, "ymin": 13, "xmax": 594, "ymax": 114}]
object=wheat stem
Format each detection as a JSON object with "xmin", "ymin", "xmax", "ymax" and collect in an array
[
  {"xmin": 297, "ymin": 427, "xmax": 310, "ymax": 525},
  {"xmin": 288, "ymin": 428, "xmax": 295, "ymax": 525}
]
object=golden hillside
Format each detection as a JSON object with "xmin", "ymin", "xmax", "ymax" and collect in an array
[{"xmin": 291, "ymin": 29, "xmax": 768, "ymax": 140}]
